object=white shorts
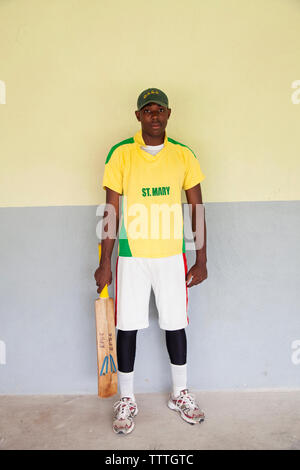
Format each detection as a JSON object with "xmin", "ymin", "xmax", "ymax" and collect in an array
[{"xmin": 114, "ymin": 253, "xmax": 189, "ymax": 331}]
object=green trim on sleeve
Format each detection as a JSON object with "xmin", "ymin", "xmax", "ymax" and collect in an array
[
  {"xmin": 105, "ymin": 137, "xmax": 134, "ymax": 164},
  {"xmin": 167, "ymin": 137, "xmax": 197, "ymax": 159},
  {"xmin": 118, "ymin": 196, "xmax": 133, "ymax": 257}
]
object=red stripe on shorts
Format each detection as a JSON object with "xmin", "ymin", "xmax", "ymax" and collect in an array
[
  {"xmin": 182, "ymin": 253, "xmax": 189, "ymax": 325},
  {"xmin": 115, "ymin": 256, "xmax": 119, "ymax": 327}
]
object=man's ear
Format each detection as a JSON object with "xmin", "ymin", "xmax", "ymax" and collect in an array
[
  {"xmin": 167, "ymin": 108, "xmax": 171, "ymax": 119},
  {"xmin": 135, "ymin": 110, "xmax": 141, "ymax": 122}
]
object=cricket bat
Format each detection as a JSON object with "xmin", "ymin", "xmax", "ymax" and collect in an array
[{"xmin": 95, "ymin": 244, "xmax": 118, "ymax": 398}]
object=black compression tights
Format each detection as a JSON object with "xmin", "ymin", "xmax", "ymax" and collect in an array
[
  {"xmin": 117, "ymin": 329, "xmax": 138, "ymax": 373},
  {"xmin": 117, "ymin": 328, "xmax": 187, "ymax": 373}
]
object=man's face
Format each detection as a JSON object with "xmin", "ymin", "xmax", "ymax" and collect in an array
[{"xmin": 135, "ymin": 102, "xmax": 171, "ymax": 139}]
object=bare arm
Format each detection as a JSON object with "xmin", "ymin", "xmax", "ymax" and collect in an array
[
  {"xmin": 184, "ymin": 183, "xmax": 208, "ymax": 287},
  {"xmin": 94, "ymin": 187, "xmax": 121, "ymax": 294}
]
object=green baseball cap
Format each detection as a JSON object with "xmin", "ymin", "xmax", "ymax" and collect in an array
[{"xmin": 137, "ymin": 88, "xmax": 169, "ymax": 110}]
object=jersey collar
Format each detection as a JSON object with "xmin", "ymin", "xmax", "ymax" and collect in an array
[{"xmin": 134, "ymin": 129, "xmax": 168, "ymax": 147}]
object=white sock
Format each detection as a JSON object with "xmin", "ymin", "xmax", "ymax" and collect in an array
[
  {"xmin": 170, "ymin": 363, "xmax": 187, "ymax": 398},
  {"xmin": 118, "ymin": 370, "xmax": 135, "ymax": 402}
]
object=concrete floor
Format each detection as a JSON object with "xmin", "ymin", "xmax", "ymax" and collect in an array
[{"xmin": 0, "ymin": 390, "xmax": 300, "ymax": 450}]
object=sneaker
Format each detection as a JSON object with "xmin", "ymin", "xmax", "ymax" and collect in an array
[
  {"xmin": 112, "ymin": 397, "xmax": 138, "ymax": 435},
  {"xmin": 167, "ymin": 389, "xmax": 205, "ymax": 425}
]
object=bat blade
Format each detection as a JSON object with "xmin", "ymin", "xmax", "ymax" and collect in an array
[{"xmin": 95, "ymin": 244, "xmax": 118, "ymax": 398}]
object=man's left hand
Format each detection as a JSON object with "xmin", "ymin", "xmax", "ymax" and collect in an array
[{"xmin": 186, "ymin": 261, "xmax": 208, "ymax": 288}]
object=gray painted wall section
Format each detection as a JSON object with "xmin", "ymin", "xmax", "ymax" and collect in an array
[{"xmin": 0, "ymin": 202, "xmax": 300, "ymax": 394}]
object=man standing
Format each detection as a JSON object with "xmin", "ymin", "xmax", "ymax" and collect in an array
[{"xmin": 94, "ymin": 88, "xmax": 207, "ymax": 435}]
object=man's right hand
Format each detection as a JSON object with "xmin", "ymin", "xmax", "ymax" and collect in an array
[{"xmin": 94, "ymin": 261, "xmax": 112, "ymax": 295}]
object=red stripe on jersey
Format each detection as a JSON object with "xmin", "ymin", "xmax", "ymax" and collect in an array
[
  {"xmin": 115, "ymin": 256, "xmax": 119, "ymax": 327},
  {"xmin": 182, "ymin": 253, "xmax": 189, "ymax": 325}
]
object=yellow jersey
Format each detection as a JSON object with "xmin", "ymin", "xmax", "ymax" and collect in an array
[{"xmin": 102, "ymin": 129, "xmax": 205, "ymax": 258}]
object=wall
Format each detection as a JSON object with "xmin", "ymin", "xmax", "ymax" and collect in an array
[{"xmin": 1, "ymin": 0, "xmax": 300, "ymax": 393}]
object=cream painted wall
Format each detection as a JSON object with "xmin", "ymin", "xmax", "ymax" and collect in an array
[{"xmin": 0, "ymin": 0, "xmax": 300, "ymax": 207}]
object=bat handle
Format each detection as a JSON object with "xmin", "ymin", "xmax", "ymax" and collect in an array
[{"xmin": 98, "ymin": 244, "xmax": 109, "ymax": 299}]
